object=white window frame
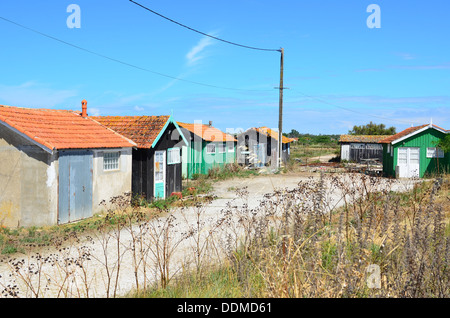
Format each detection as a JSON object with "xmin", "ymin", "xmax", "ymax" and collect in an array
[
  {"xmin": 103, "ymin": 151, "xmax": 120, "ymax": 171},
  {"xmin": 217, "ymin": 143, "xmax": 226, "ymax": 154},
  {"xmin": 167, "ymin": 147, "xmax": 181, "ymax": 165},
  {"xmin": 154, "ymin": 151, "xmax": 165, "ymax": 182},
  {"xmin": 227, "ymin": 142, "xmax": 235, "ymax": 153},
  {"xmin": 426, "ymin": 147, "xmax": 444, "ymax": 158},
  {"xmin": 206, "ymin": 143, "xmax": 216, "ymax": 154}
]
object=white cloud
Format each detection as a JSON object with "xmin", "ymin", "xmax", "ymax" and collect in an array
[
  {"xmin": 0, "ymin": 81, "xmax": 77, "ymax": 108},
  {"xmin": 390, "ymin": 63, "xmax": 450, "ymax": 70},
  {"xmin": 394, "ymin": 52, "xmax": 416, "ymax": 60},
  {"xmin": 88, "ymin": 107, "xmax": 101, "ymax": 116},
  {"xmin": 185, "ymin": 32, "xmax": 217, "ymax": 67}
]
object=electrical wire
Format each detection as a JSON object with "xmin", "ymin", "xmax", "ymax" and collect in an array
[
  {"xmin": 1, "ymin": 16, "xmax": 421, "ymax": 126},
  {"xmin": 0, "ymin": 16, "xmax": 274, "ymax": 92},
  {"xmin": 128, "ymin": 1, "xmax": 425, "ymax": 127},
  {"xmin": 295, "ymin": 90, "xmax": 423, "ymax": 125},
  {"xmin": 129, "ymin": 0, "xmax": 281, "ymax": 53}
]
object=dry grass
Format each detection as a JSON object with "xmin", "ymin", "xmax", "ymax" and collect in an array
[
  {"xmin": 1, "ymin": 173, "xmax": 448, "ymax": 298},
  {"xmin": 222, "ymin": 174, "xmax": 449, "ymax": 298}
]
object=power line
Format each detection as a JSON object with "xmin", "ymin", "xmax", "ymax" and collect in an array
[
  {"xmin": 2, "ymin": 16, "xmax": 415, "ymax": 126},
  {"xmin": 129, "ymin": 0, "xmax": 281, "ymax": 53},
  {"xmin": 295, "ymin": 90, "xmax": 422, "ymax": 125},
  {"xmin": 0, "ymin": 16, "xmax": 273, "ymax": 92}
]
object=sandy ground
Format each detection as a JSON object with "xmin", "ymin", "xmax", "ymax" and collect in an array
[
  {"xmin": 308, "ymin": 153, "xmax": 336, "ymax": 163},
  {"xmin": 0, "ymin": 172, "xmax": 418, "ymax": 298}
]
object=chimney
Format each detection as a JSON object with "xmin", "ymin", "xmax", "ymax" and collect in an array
[
  {"xmin": 209, "ymin": 120, "xmax": 212, "ymax": 127},
  {"xmin": 81, "ymin": 99, "xmax": 88, "ymax": 118}
]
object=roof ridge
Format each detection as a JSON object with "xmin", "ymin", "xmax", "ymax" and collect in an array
[
  {"xmin": 177, "ymin": 121, "xmax": 237, "ymax": 142},
  {"xmin": 93, "ymin": 115, "xmax": 172, "ymax": 148},
  {"xmin": 0, "ymin": 104, "xmax": 73, "ymax": 113},
  {"xmin": 378, "ymin": 124, "xmax": 445, "ymax": 144},
  {"xmin": 0, "ymin": 105, "xmax": 135, "ymax": 151}
]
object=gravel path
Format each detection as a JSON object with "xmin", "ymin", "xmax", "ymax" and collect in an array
[{"xmin": 0, "ymin": 172, "xmax": 418, "ymax": 298}]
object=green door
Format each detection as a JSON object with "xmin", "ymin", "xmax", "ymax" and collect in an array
[{"xmin": 154, "ymin": 150, "xmax": 166, "ymax": 199}]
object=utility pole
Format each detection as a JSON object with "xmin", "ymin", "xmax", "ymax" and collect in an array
[{"xmin": 277, "ymin": 47, "xmax": 285, "ymax": 170}]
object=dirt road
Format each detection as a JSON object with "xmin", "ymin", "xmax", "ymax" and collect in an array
[{"xmin": 0, "ymin": 172, "xmax": 417, "ymax": 298}]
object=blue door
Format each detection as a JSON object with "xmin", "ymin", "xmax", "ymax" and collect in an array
[{"xmin": 58, "ymin": 151, "xmax": 93, "ymax": 224}]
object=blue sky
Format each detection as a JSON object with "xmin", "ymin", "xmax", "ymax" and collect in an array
[{"xmin": 0, "ymin": 0, "xmax": 449, "ymax": 135}]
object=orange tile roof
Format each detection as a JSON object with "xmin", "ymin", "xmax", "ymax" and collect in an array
[
  {"xmin": 255, "ymin": 126, "xmax": 292, "ymax": 144},
  {"xmin": 92, "ymin": 116, "xmax": 170, "ymax": 148},
  {"xmin": 379, "ymin": 124, "xmax": 430, "ymax": 144},
  {"xmin": 0, "ymin": 105, "xmax": 135, "ymax": 151},
  {"xmin": 339, "ymin": 135, "xmax": 391, "ymax": 143},
  {"xmin": 177, "ymin": 122, "xmax": 237, "ymax": 142}
]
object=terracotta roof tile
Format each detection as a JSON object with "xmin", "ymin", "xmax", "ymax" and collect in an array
[
  {"xmin": 0, "ymin": 105, "xmax": 135, "ymax": 150},
  {"xmin": 92, "ymin": 116, "xmax": 170, "ymax": 148},
  {"xmin": 339, "ymin": 135, "xmax": 391, "ymax": 143},
  {"xmin": 255, "ymin": 126, "xmax": 292, "ymax": 144},
  {"xmin": 378, "ymin": 125, "xmax": 429, "ymax": 144},
  {"xmin": 177, "ymin": 122, "xmax": 237, "ymax": 142}
]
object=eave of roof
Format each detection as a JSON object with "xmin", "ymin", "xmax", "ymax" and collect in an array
[
  {"xmin": 379, "ymin": 124, "xmax": 447, "ymax": 144},
  {"xmin": 339, "ymin": 135, "xmax": 391, "ymax": 143},
  {"xmin": 93, "ymin": 115, "xmax": 187, "ymax": 149},
  {"xmin": 0, "ymin": 105, "xmax": 136, "ymax": 152},
  {"xmin": 254, "ymin": 126, "xmax": 292, "ymax": 144},
  {"xmin": 177, "ymin": 122, "xmax": 237, "ymax": 142}
]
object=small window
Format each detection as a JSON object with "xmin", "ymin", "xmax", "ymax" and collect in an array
[
  {"xmin": 167, "ymin": 147, "xmax": 181, "ymax": 164},
  {"xmin": 227, "ymin": 142, "xmax": 235, "ymax": 153},
  {"xmin": 426, "ymin": 147, "xmax": 444, "ymax": 158},
  {"xmin": 217, "ymin": 143, "xmax": 226, "ymax": 153},
  {"xmin": 206, "ymin": 143, "xmax": 216, "ymax": 154},
  {"xmin": 104, "ymin": 152, "xmax": 120, "ymax": 171}
]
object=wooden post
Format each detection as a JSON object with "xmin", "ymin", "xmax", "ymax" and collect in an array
[{"xmin": 278, "ymin": 48, "xmax": 284, "ymax": 170}]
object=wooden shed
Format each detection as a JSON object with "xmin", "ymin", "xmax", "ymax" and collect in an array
[
  {"xmin": 93, "ymin": 115, "xmax": 187, "ymax": 200},
  {"xmin": 339, "ymin": 135, "xmax": 389, "ymax": 163},
  {"xmin": 237, "ymin": 127, "xmax": 292, "ymax": 169},
  {"xmin": 0, "ymin": 102, "xmax": 135, "ymax": 227},
  {"xmin": 379, "ymin": 124, "xmax": 449, "ymax": 178},
  {"xmin": 177, "ymin": 121, "xmax": 237, "ymax": 179}
]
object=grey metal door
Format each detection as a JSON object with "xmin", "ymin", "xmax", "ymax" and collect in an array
[
  {"xmin": 254, "ymin": 144, "xmax": 266, "ymax": 168},
  {"xmin": 58, "ymin": 151, "xmax": 93, "ymax": 224}
]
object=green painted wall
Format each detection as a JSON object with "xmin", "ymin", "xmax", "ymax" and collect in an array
[
  {"xmin": 182, "ymin": 140, "xmax": 236, "ymax": 179},
  {"xmin": 383, "ymin": 128, "xmax": 449, "ymax": 178}
]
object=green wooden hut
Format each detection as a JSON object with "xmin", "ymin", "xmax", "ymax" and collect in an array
[
  {"xmin": 379, "ymin": 124, "xmax": 449, "ymax": 178},
  {"xmin": 177, "ymin": 121, "xmax": 237, "ymax": 179}
]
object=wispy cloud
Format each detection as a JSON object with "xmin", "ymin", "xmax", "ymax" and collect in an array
[
  {"xmin": 333, "ymin": 95, "xmax": 450, "ymax": 105},
  {"xmin": 394, "ymin": 52, "xmax": 416, "ymax": 60},
  {"xmin": 145, "ymin": 33, "xmax": 218, "ymax": 97},
  {"xmin": 354, "ymin": 68, "xmax": 384, "ymax": 73},
  {"xmin": 390, "ymin": 63, "xmax": 450, "ymax": 70},
  {"xmin": 0, "ymin": 81, "xmax": 77, "ymax": 108},
  {"xmin": 185, "ymin": 32, "xmax": 217, "ymax": 67},
  {"xmin": 88, "ymin": 108, "xmax": 101, "ymax": 116}
]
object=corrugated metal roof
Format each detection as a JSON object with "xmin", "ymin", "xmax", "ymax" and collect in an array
[
  {"xmin": 92, "ymin": 116, "xmax": 170, "ymax": 148},
  {"xmin": 339, "ymin": 135, "xmax": 391, "ymax": 143},
  {"xmin": 177, "ymin": 122, "xmax": 237, "ymax": 142},
  {"xmin": 0, "ymin": 105, "xmax": 135, "ymax": 151}
]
